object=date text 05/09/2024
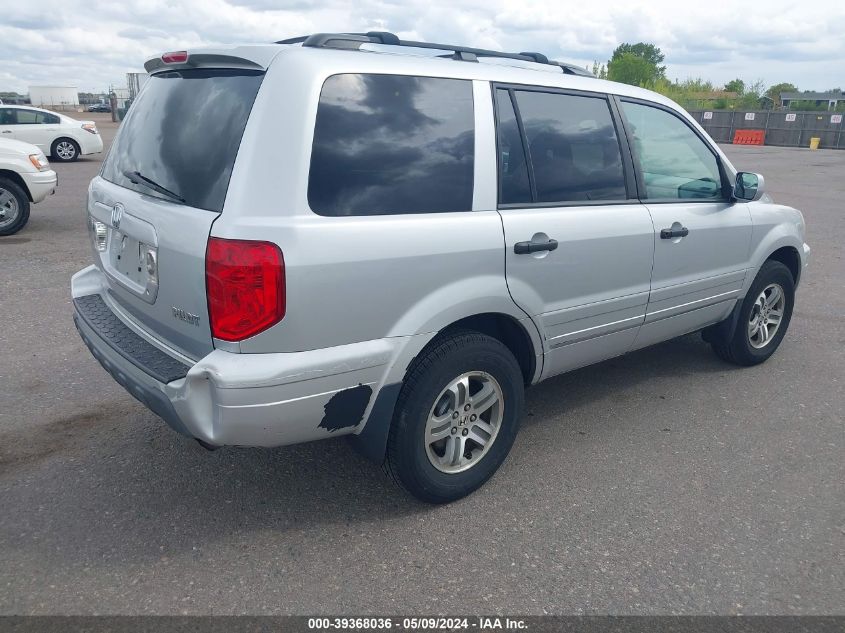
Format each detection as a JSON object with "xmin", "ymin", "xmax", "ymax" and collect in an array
[{"xmin": 307, "ymin": 617, "xmax": 528, "ymax": 630}]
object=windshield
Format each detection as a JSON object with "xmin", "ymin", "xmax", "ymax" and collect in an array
[{"xmin": 101, "ymin": 68, "xmax": 264, "ymax": 212}]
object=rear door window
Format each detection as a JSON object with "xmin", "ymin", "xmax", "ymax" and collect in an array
[
  {"xmin": 14, "ymin": 109, "xmax": 49, "ymax": 124},
  {"xmin": 308, "ymin": 74, "xmax": 475, "ymax": 216},
  {"xmin": 510, "ymin": 90, "xmax": 627, "ymax": 203},
  {"xmin": 101, "ymin": 68, "xmax": 264, "ymax": 212},
  {"xmin": 495, "ymin": 89, "xmax": 531, "ymax": 204}
]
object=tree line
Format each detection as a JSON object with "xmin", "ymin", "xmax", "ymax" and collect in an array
[{"xmin": 591, "ymin": 44, "xmax": 844, "ymax": 111}]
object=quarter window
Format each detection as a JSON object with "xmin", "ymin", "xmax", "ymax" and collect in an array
[
  {"xmin": 507, "ymin": 90, "xmax": 627, "ymax": 203},
  {"xmin": 14, "ymin": 109, "xmax": 47, "ymax": 124},
  {"xmin": 620, "ymin": 101, "xmax": 723, "ymax": 200},
  {"xmin": 308, "ymin": 74, "xmax": 475, "ymax": 216}
]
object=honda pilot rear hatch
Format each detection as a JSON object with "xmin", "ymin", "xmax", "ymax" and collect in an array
[{"xmin": 88, "ymin": 64, "xmax": 265, "ymax": 360}]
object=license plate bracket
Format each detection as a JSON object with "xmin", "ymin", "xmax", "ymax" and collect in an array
[{"xmin": 105, "ymin": 229, "xmax": 159, "ymax": 303}]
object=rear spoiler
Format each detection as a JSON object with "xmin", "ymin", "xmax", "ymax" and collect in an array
[{"xmin": 144, "ymin": 53, "xmax": 266, "ymax": 75}]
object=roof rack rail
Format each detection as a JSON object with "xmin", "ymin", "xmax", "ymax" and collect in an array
[
  {"xmin": 549, "ymin": 61, "xmax": 595, "ymax": 77},
  {"xmin": 275, "ymin": 32, "xmax": 594, "ymax": 77}
]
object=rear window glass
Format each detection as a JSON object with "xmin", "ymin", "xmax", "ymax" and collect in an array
[
  {"xmin": 101, "ymin": 68, "xmax": 264, "ymax": 212},
  {"xmin": 308, "ymin": 74, "xmax": 474, "ymax": 216}
]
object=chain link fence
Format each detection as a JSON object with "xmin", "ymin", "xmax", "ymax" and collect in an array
[{"xmin": 688, "ymin": 110, "xmax": 845, "ymax": 149}]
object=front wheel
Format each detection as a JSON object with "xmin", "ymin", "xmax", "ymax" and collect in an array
[
  {"xmin": 385, "ymin": 330, "xmax": 524, "ymax": 504},
  {"xmin": 710, "ymin": 260, "xmax": 795, "ymax": 366},
  {"xmin": 0, "ymin": 177, "xmax": 30, "ymax": 236},
  {"xmin": 51, "ymin": 138, "xmax": 80, "ymax": 162}
]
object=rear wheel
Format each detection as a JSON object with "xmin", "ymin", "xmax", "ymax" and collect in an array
[
  {"xmin": 710, "ymin": 260, "xmax": 795, "ymax": 366},
  {"xmin": 385, "ymin": 330, "xmax": 524, "ymax": 503},
  {"xmin": 0, "ymin": 177, "xmax": 30, "ymax": 236},
  {"xmin": 51, "ymin": 138, "xmax": 79, "ymax": 162}
]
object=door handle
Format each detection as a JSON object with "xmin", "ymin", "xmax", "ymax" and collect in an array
[
  {"xmin": 660, "ymin": 226, "xmax": 689, "ymax": 239},
  {"xmin": 514, "ymin": 238, "xmax": 558, "ymax": 254},
  {"xmin": 0, "ymin": 131, "xmax": 12, "ymax": 134}
]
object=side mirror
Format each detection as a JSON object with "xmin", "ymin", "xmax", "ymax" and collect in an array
[{"xmin": 733, "ymin": 172, "xmax": 766, "ymax": 202}]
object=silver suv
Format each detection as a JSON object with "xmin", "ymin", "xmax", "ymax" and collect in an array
[{"xmin": 72, "ymin": 33, "xmax": 809, "ymax": 503}]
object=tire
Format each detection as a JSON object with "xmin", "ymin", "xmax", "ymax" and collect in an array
[
  {"xmin": 51, "ymin": 138, "xmax": 80, "ymax": 162},
  {"xmin": 0, "ymin": 177, "xmax": 31, "ymax": 236},
  {"xmin": 385, "ymin": 330, "xmax": 524, "ymax": 504},
  {"xmin": 710, "ymin": 260, "xmax": 795, "ymax": 366}
]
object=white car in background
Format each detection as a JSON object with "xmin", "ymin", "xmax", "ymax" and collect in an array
[
  {"xmin": 0, "ymin": 105, "xmax": 103, "ymax": 162},
  {"xmin": 0, "ymin": 137, "xmax": 57, "ymax": 235}
]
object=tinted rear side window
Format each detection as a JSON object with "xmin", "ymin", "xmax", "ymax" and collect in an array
[
  {"xmin": 308, "ymin": 74, "xmax": 474, "ymax": 216},
  {"xmin": 495, "ymin": 89, "xmax": 531, "ymax": 204},
  {"xmin": 513, "ymin": 90, "xmax": 626, "ymax": 203},
  {"xmin": 101, "ymin": 69, "xmax": 264, "ymax": 212}
]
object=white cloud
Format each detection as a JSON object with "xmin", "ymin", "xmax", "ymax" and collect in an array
[{"xmin": 0, "ymin": 0, "xmax": 843, "ymax": 94}]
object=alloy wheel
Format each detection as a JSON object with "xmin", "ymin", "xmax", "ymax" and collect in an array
[
  {"xmin": 0, "ymin": 187, "xmax": 20, "ymax": 230},
  {"xmin": 424, "ymin": 371, "xmax": 504, "ymax": 474},
  {"xmin": 56, "ymin": 141, "xmax": 76, "ymax": 160},
  {"xmin": 748, "ymin": 283, "xmax": 786, "ymax": 349}
]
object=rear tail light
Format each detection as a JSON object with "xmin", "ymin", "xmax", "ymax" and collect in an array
[
  {"xmin": 82, "ymin": 123, "xmax": 98, "ymax": 135},
  {"xmin": 161, "ymin": 51, "xmax": 189, "ymax": 64},
  {"xmin": 90, "ymin": 217, "xmax": 108, "ymax": 251},
  {"xmin": 205, "ymin": 238, "xmax": 285, "ymax": 342}
]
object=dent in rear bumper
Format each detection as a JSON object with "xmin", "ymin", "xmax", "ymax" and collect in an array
[
  {"xmin": 72, "ymin": 269, "xmax": 417, "ymax": 448},
  {"xmin": 72, "ymin": 263, "xmax": 430, "ymax": 449},
  {"xmin": 166, "ymin": 338, "xmax": 407, "ymax": 447}
]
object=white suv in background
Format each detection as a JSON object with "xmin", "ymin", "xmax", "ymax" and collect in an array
[
  {"xmin": 0, "ymin": 105, "xmax": 103, "ymax": 162},
  {"xmin": 0, "ymin": 137, "xmax": 57, "ymax": 235}
]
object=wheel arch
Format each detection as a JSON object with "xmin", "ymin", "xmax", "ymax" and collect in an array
[
  {"xmin": 766, "ymin": 245, "xmax": 802, "ymax": 286},
  {"xmin": 438, "ymin": 312, "xmax": 540, "ymax": 387},
  {"xmin": 349, "ymin": 310, "xmax": 542, "ymax": 464},
  {"xmin": 744, "ymin": 227, "xmax": 804, "ymax": 296},
  {"xmin": 0, "ymin": 170, "xmax": 33, "ymax": 201},
  {"xmin": 706, "ymin": 244, "xmax": 801, "ymax": 349}
]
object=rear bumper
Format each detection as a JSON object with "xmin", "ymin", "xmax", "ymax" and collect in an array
[
  {"xmin": 79, "ymin": 134, "xmax": 104, "ymax": 156},
  {"xmin": 74, "ymin": 310, "xmax": 193, "ymax": 437},
  {"xmin": 71, "ymin": 268, "xmax": 413, "ymax": 447}
]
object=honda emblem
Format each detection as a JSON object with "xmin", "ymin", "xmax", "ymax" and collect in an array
[{"xmin": 111, "ymin": 203, "xmax": 124, "ymax": 229}]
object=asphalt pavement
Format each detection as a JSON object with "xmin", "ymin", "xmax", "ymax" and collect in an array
[{"xmin": 0, "ymin": 115, "xmax": 842, "ymax": 614}]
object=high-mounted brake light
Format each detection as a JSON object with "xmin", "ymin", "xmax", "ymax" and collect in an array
[
  {"xmin": 161, "ymin": 51, "xmax": 189, "ymax": 64},
  {"xmin": 205, "ymin": 238, "xmax": 285, "ymax": 342}
]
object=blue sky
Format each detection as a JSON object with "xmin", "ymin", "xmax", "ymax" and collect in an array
[{"xmin": 1, "ymin": 0, "xmax": 843, "ymax": 93}]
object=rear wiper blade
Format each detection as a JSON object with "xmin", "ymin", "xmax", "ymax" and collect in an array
[{"xmin": 123, "ymin": 170, "xmax": 185, "ymax": 203}]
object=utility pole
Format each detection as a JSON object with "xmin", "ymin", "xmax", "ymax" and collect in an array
[{"xmin": 109, "ymin": 83, "xmax": 118, "ymax": 123}]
